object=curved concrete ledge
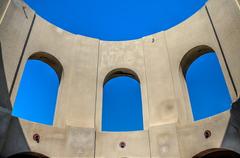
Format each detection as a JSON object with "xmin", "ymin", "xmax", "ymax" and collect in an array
[{"xmin": 0, "ymin": 0, "xmax": 240, "ymax": 157}]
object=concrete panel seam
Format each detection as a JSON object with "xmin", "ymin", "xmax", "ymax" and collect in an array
[
  {"xmin": 163, "ymin": 32, "xmax": 182, "ymax": 157},
  {"xmin": 93, "ymin": 39, "xmax": 100, "ymax": 158},
  {"xmin": 205, "ymin": 6, "xmax": 238, "ymax": 97},
  {"xmin": 9, "ymin": 13, "xmax": 36, "ymax": 97},
  {"xmin": 163, "ymin": 32, "xmax": 179, "ymax": 121},
  {"xmin": 142, "ymin": 38, "xmax": 152, "ymax": 158},
  {"xmin": 0, "ymin": 0, "xmax": 11, "ymax": 25}
]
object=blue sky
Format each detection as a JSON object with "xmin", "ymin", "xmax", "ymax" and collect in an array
[
  {"xmin": 13, "ymin": 52, "xmax": 232, "ymax": 128},
  {"xmin": 102, "ymin": 76, "xmax": 143, "ymax": 131},
  {"xmin": 12, "ymin": 60, "xmax": 59, "ymax": 125},
  {"xmin": 186, "ymin": 53, "xmax": 231, "ymax": 121},
  {"xmin": 24, "ymin": 0, "xmax": 207, "ymax": 41}
]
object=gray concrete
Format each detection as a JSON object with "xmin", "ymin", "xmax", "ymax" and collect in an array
[
  {"xmin": 207, "ymin": 0, "xmax": 240, "ymax": 98},
  {"xmin": 0, "ymin": 0, "xmax": 239, "ymax": 157},
  {"xmin": 95, "ymin": 39, "xmax": 149, "ymax": 131},
  {"xmin": 0, "ymin": 0, "xmax": 10, "ymax": 24},
  {"xmin": 0, "ymin": 0, "xmax": 34, "ymax": 95},
  {"xmin": 0, "ymin": 0, "xmax": 34, "ymax": 154},
  {"xmin": 222, "ymin": 101, "xmax": 240, "ymax": 153},
  {"xmin": 96, "ymin": 131, "xmax": 150, "ymax": 158}
]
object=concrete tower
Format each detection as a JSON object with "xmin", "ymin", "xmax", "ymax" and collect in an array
[{"xmin": 0, "ymin": 0, "xmax": 240, "ymax": 157}]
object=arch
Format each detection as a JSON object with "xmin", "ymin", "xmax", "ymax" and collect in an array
[
  {"xmin": 180, "ymin": 46, "xmax": 232, "ymax": 121},
  {"xmin": 12, "ymin": 52, "xmax": 63, "ymax": 125},
  {"xmin": 102, "ymin": 68, "xmax": 143, "ymax": 132},
  {"xmin": 8, "ymin": 152, "xmax": 49, "ymax": 158},
  {"xmin": 103, "ymin": 68, "xmax": 140, "ymax": 85},
  {"xmin": 180, "ymin": 45, "xmax": 214, "ymax": 77},
  {"xmin": 192, "ymin": 148, "xmax": 240, "ymax": 158},
  {"xmin": 29, "ymin": 52, "xmax": 63, "ymax": 81}
]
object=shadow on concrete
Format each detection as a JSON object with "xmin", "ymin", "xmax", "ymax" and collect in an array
[
  {"xmin": 0, "ymin": 42, "xmax": 30, "ymax": 157},
  {"xmin": 0, "ymin": 42, "xmax": 12, "ymax": 110},
  {"xmin": 7, "ymin": 151, "xmax": 48, "ymax": 158},
  {"xmin": 221, "ymin": 99, "xmax": 240, "ymax": 154},
  {"xmin": 1, "ymin": 117, "xmax": 31, "ymax": 157}
]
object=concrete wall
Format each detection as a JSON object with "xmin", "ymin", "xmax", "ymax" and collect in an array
[
  {"xmin": 0, "ymin": 0, "xmax": 34, "ymax": 153},
  {"xmin": 0, "ymin": 0, "xmax": 10, "ymax": 24},
  {"xmin": 207, "ymin": 0, "xmax": 240, "ymax": 98},
  {"xmin": 0, "ymin": 0, "xmax": 239, "ymax": 157}
]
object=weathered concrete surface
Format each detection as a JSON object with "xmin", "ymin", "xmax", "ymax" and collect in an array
[
  {"xmin": 164, "ymin": 4, "xmax": 236, "ymax": 126},
  {"xmin": 0, "ymin": 0, "xmax": 239, "ymax": 157},
  {"xmin": 149, "ymin": 124, "xmax": 180, "ymax": 158},
  {"xmin": 0, "ymin": 0, "xmax": 34, "ymax": 95},
  {"xmin": 0, "ymin": 0, "xmax": 34, "ymax": 154},
  {"xmin": 143, "ymin": 33, "xmax": 178, "ymax": 127},
  {"xmin": 2, "ymin": 120, "xmax": 95, "ymax": 157},
  {"xmin": 177, "ymin": 113, "xmax": 229, "ymax": 158},
  {"xmin": 0, "ymin": 1, "xmax": 98, "ymax": 157},
  {"xmin": 207, "ymin": 0, "xmax": 240, "ymax": 98},
  {"xmin": 13, "ymin": 15, "xmax": 99, "ymax": 129},
  {"xmin": 95, "ymin": 131, "xmax": 150, "ymax": 158}
]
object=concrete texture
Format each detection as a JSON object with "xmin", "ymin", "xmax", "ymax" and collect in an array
[
  {"xmin": 95, "ymin": 39, "xmax": 149, "ymax": 131},
  {"xmin": 206, "ymin": 0, "xmax": 240, "ymax": 98},
  {"xmin": 96, "ymin": 131, "xmax": 150, "ymax": 158},
  {"xmin": 0, "ymin": 0, "xmax": 239, "ymax": 157},
  {"xmin": 0, "ymin": 0, "xmax": 10, "ymax": 24}
]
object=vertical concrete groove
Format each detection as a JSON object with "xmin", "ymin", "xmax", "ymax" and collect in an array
[
  {"xmin": 93, "ymin": 39, "xmax": 101, "ymax": 158},
  {"xmin": 141, "ymin": 38, "xmax": 152, "ymax": 158},
  {"xmin": 163, "ymin": 32, "xmax": 181, "ymax": 121},
  {"xmin": 205, "ymin": 6, "xmax": 238, "ymax": 97},
  {"xmin": 163, "ymin": 32, "xmax": 182, "ymax": 157},
  {"xmin": 22, "ymin": 6, "xmax": 28, "ymax": 19},
  {"xmin": 9, "ymin": 13, "xmax": 36, "ymax": 97},
  {"xmin": 0, "ymin": 0, "xmax": 11, "ymax": 25}
]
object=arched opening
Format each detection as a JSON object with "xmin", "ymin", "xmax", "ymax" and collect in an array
[
  {"xmin": 181, "ymin": 46, "xmax": 232, "ymax": 121},
  {"xmin": 102, "ymin": 68, "xmax": 143, "ymax": 132},
  {"xmin": 8, "ymin": 152, "xmax": 49, "ymax": 158},
  {"xmin": 12, "ymin": 52, "xmax": 63, "ymax": 125},
  {"xmin": 192, "ymin": 148, "xmax": 240, "ymax": 158}
]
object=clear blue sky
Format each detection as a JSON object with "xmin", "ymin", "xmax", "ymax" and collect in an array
[
  {"xmin": 102, "ymin": 76, "xmax": 143, "ymax": 131},
  {"xmin": 12, "ymin": 60, "xmax": 59, "ymax": 125},
  {"xmin": 186, "ymin": 53, "xmax": 231, "ymax": 121},
  {"xmin": 24, "ymin": 0, "xmax": 207, "ymax": 41},
  {"xmin": 13, "ymin": 0, "xmax": 232, "ymax": 129}
]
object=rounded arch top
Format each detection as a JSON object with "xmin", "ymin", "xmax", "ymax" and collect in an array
[
  {"xmin": 180, "ymin": 45, "xmax": 215, "ymax": 77},
  {"xmin": 103, "ymin": 68, "xmax": 140, "ymax": 85},
  {"xmin": 29, "ymin": 52, "xmax": 63, "ymax": 81}
]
